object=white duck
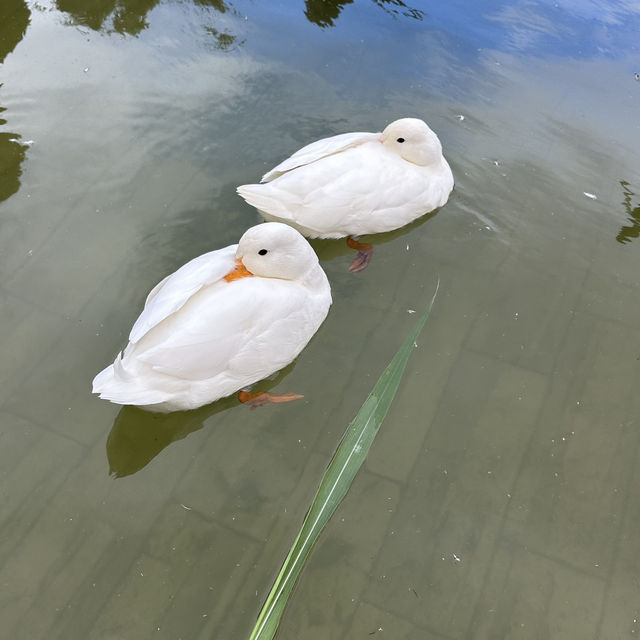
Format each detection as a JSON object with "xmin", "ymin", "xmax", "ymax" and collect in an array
[
  {"xmin": 92, "ymin": 222, "xmax": 332, "ymax": 413},
  {"xmin": 237, "ymin": 117, "xmax": 454, "ymax": 272}
]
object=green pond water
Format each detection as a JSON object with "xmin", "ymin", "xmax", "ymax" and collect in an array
[{"xmin": 1, "ymin": 0, "xmax": 640, "ymax": 638}]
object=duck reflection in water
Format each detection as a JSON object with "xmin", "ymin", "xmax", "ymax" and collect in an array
[
  {"xmin": 616, "ymin": 180, "xmax": 640, "ymax": 245},
  {"xmin": 106, "ymin": 364, "xmax": 297, "ymax": 478}
]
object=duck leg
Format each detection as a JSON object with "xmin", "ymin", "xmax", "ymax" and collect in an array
[
  {"xmin": 238, "ymin": 390, "xmax": 303, "ymax": 409},
  {"xmin": 346, "ymin": 236, "xmax": 374, "ymax": 273}
]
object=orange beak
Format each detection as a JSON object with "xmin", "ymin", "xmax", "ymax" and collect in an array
[{"xmin": 224, "ymin": 258, "xmax": 253, "ymax": 282}]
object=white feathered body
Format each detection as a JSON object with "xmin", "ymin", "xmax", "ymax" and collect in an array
[
  {"xmin": 93, "ymin": 240, "xmax": 331, "ymax": 412},
  {"xmin": 237, "ymin": 126, "xmax": 454, "ymax": 238}
]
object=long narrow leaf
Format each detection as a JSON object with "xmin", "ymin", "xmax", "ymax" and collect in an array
[{"xmin": 248, "ymin": 281, "xmax": 439, "ymax": 640}]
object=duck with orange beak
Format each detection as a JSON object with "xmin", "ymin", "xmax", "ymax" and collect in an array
[{"xmin": 92, "ymin": 222, "xmax": 332, "ymax": 412}]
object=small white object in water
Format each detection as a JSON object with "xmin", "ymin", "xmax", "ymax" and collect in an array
[
  {"xmin": 456, "ymin": 114, "xmax": 465, "ymax": 121},
  {"xmin": 407, "ymin": 309, "xmax": 415, "ymax": 314},
  {"xmin": 9, "ymin": 138, "xmax": 34, "ymax": 146},
  {"xmin": 583, "ymin": 192, "xmax": 597, "ymax": 200}
]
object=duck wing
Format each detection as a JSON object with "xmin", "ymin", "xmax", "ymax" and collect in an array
[
  {"xmin": 135, "ymin": 278, "xmax": 319, "ymax": 383},
  {"xmin": 260, "ymin": 130, "xmax": 380, "ymax": 182},
  {"xmin": 129, "ymin": 245, "xmax": 237, "ymax": 344},
  {"xmin": 238, "ymin": 144, "xmax": 435, "ymax": 237}
]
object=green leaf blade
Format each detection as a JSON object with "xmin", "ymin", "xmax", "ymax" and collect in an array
[{"xmin": 248, "ymin": 282, "xmax": 439, "ymax": 640}]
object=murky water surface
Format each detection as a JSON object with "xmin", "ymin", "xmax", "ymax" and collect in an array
[{"xmin": 1, "ymin": 1, "xmax": 640, "ymax": 638}]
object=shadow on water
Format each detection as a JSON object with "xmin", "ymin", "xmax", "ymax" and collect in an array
[
  {"xmin": 106, "ymin": 362, "xmax": 298, "ymax": 478},
  {"xmin": 616, "ymin": 180, "xmax": 640, "ymax": 245},
  {"xmin": 0, "ymin": 0, "xmax": 30, "ymax": 204}
]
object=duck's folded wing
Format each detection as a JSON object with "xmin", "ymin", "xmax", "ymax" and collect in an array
[
  {"xmin": 129, "ymin": 245, "xmax": 237, "ymax": 344},
  {"xmin": 261, "ymin": 130, "xmax": 380, "ymax": 182},
  {"xmin": 240, "ymin": 151, "xmax": 426, "ymax": 236},
  {"xmin": 136, "ymin": 280, "xmax": 313, "ymax": 382}
]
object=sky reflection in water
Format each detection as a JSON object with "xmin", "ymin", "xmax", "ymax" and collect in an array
[
  {"xmin": 49, "ymin": 0, "xmax": 640, "ymax": 60},
  {"xmin": 2, "ymin": 0, "xmax": 637, "ymax": 241}
]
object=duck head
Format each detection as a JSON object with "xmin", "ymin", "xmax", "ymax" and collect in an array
[
  {"xmin": 380, "ymin": 118, "xmax": 444, "ymax": 167},
  {"xmin": 236, "ymin": 222, "xmax": 320, "ymax": 281}
]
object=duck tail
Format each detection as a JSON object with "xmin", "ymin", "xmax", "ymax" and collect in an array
[
  {"xmin": 113, "ymin": 352, "xmax": 132, "ymax": 381},
  {"xmin": 236, "ymin": 184, "xmax": 294, "ymax": 221},
  {"xmin": 92, "ymin": 353, "xmax": 171, "ymax": 406},
  {"xmin": 92, "ymin": 352, "xmax": 128, "ymax": 388}
]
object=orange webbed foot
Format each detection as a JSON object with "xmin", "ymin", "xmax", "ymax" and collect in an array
[
  {"xmin": 346, "ymin": 236, "xmax": 373, "ymax": 273},
  {"xmin": 238, "ymin": 390, "xmax": 304, "ymax": 409}
]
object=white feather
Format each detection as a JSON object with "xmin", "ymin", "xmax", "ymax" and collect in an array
[
  {"xmin": 129, "ymin": 246, "xmax": 236, "ymax": 343},
  {"xmin": 260, "ymin": 131, "xmax": 380, "ymax": 182}
]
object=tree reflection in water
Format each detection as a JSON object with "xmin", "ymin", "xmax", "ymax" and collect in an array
[
  {"xmin": 55, "ymin": 0, "xmax": 240, "ymax": 46},
  {"xmin": 54, "ymin": 0, "xmax": 424, "ymax": 39},
  {"xmin": 0, "ymin": 0, "xmax": 30, "ymax": 204},
  {"xmin": 305, "ymin": 0, "xmax": 424, "ymax": 28},
  {"xmin": 56, "ymin": 0, "xmax": 160, "ymax": 35},
  {"xmin": 616, "ymin": 180, "xmax": 640, "ymax": 245}
]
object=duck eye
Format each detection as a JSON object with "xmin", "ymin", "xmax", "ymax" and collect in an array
[
  {"xmin": 396, "ymin": 137, "xmax": 405, "ymax": 143},
  {"xmin": 258, "ymin": 249, "xmax": 268, "ymax": 256}
]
